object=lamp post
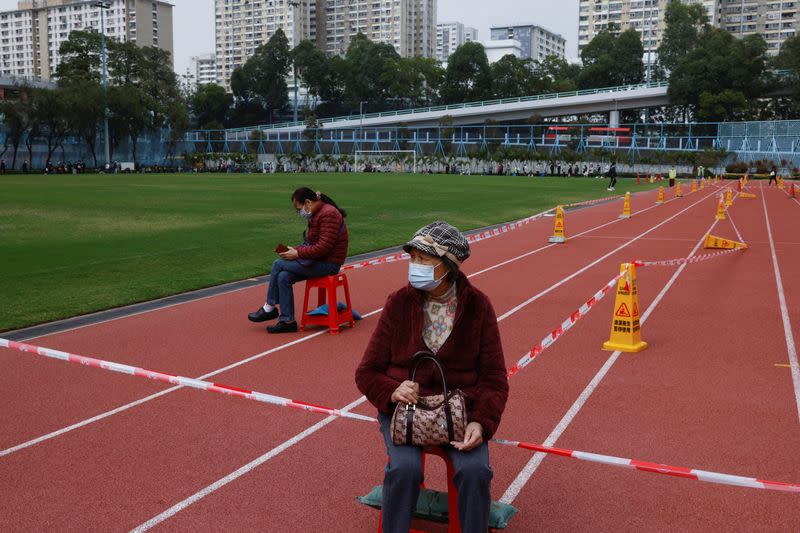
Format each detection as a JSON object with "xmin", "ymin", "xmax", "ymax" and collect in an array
[
  {"xmin": 289, "ymin": 0, "xmax": 300, "ymax": 123},
  {"xmin": 94, "ymin": 1, "xmax": 111, "ymax": 169}
]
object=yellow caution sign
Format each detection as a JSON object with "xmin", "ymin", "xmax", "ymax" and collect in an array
[
  {"xmin": 704, "ymin": 233, "xmax": 747, "ymax": 250},
  {"xmin": 603, "ymin": 263, "xmax": 648, "ymax": 353},
  {"xmin": 548, "ymin": 205, "xmax": 567, "ymax": 244},
  {"xmin": 725, "ymin": 188, "xmax": 733, "ymax": 207},
  {"xmin": 656, "ymin": 186, "xmax": 665, "ymax": 205},
  {"xmin": 739, "ymin": 192, "xmax": 757, "ymax": 199},
  {"xmin": 700, "ymin": 178, "xmax": 705, "ymax": 190},
  {"xmin": 675, "ymin": 182, "xmax": 683, "ymax": 198},
  {"xmin": 778, "ymin": 176, "xmax": 785, "ymax": 190},
  {"xmin": 692, "ymin": 180, "xmax": 698, "ymax": 193},
  {"xmin": 620, "ymin": 192, "xmax": 632, "ymax": 219},
  {"xmin": 743, "ymin": 174, "xmax": 749, "ymax": 186},
  {"xmin": 716, "ymin": 195, "xmax": 727, "ymax": 220}
]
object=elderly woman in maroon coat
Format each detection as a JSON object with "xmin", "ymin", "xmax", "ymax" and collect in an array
[
  {"xmin": 356, "ymin": 221, "xmax": 509, "ymax": 533},
  {"xmin": 248, "ymin": 187, "xmax": 349, "ymax": 334}
]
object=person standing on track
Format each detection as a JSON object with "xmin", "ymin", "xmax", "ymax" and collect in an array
[
  {"xmin": 248, "ymin": 187, "xmax": 349, "ymax": 334},
  {"xmin": 355, "ymin": 221, "xmax": 509, "ymax": 533},
  {"xmin": 606, "ymin": 161, "xmax": 618, "ymax": 191},
  {"xmin": 769, "ymin": 165, "xmax": 777, "ymax": 186}
]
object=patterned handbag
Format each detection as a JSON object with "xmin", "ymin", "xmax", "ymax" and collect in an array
[{"xmin": 391, "ymin": 352, "xmax": 467, "ymax": 447}]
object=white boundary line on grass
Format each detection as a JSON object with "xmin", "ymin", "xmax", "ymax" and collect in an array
[
  {"xmin": 128, "ymin": 189, "xmax": 718, "ymax": 532},
  {"xmin": 499, "ymin": 216, "xmax": 720, "ymax": 504},
  {"xmin": 761, "ymin": 185, "xmax": 800, "ymax": 422},
  {"xmin": 0, "ymin": 187, "xmax": 676, "ymax": 458}
]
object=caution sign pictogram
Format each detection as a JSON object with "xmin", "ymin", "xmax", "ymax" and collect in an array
[
  {"xmin": 603, "ymin": 263, "xmax": 648, "ymax": 353},
  {"xmin": 704, "ymin": 233, "xmax": 747, "ymax": 250},
  {"xmin": 548, "ymin": 205, "xmax": 567, "ymax": 244},
  {"xmin": 615, "ymin": 303, "xmax": 632, "ymax": 318}
]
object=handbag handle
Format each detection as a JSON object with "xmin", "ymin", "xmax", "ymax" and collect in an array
[{"xmin": 407, "ymin": 351, "xmax": 456, "ymax": 444}]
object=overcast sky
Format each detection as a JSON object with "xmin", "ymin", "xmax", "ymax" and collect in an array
[{"xmin": 0, "ymin": 0, "xmax": 580, "ymax": 75}]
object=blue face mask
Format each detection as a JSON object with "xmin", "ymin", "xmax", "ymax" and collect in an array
[
  {"xmin": 408, "ymin": 262, "xmax": 445, "ymax": 291},
  {"xmin": 298, "ymin": 206, "xmax": 312, "ymax": 220}
]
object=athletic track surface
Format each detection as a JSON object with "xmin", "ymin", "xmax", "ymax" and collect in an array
[{"xmin": 2, "ymin": 181, "xmax": 799, "ymax": 532}]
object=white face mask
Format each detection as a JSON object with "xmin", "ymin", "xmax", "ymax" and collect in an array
[{"xmin": 408, "ymin": 262, "xmax": 445, "ymax": 291}]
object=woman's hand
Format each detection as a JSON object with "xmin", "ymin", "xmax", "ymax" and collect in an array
[
  {"xmin": 279, "ymin": 246, "xmax": 299, "ymax": 260},
  {"xmin": 390, "ymin": 381, "xmax": 419, "ymax": 404},
  {"xmin": 451, "ymin": 422, "xmax": 483, "ymax": 452}
]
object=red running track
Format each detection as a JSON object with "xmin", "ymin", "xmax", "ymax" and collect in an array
[{"xmin": 1, "ymin": 182, "xmax": 798, "ymax": 532}]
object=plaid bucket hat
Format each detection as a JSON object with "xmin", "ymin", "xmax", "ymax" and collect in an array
[{"xmin": 403, "ymin": 221, "xmax": 471, "ymax": 267}]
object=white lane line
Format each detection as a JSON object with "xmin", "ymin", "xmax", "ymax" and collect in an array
[
  {"xmin": 129, "ymin": 396, "xmax": 368, "ymax": 533},
  {"xmin": 497, "ymin": 189, "xmax": 718, "ymax": 321},
  {"xmin": 129, "ymin": 191, "xmax": 715, "ymax": 530},
  {"xmin": 471, "ymin": 191, "xmax": 678, "ymax": 279},
  {"xmin": 761, "ymin": 190, "xmax": 800, "ymax": 422},
  {"xmin": 0, "ymin": 320, "xmax": 373, "ymax": 457},
  {"xmin": 499, "ymin": 218, "xmax": 718, "ymax": 504},
  {"xmin": 0, "ymin": 190, "xmax": 680, "ymax": 458}
]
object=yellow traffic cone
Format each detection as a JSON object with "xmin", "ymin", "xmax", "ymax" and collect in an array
[
  {"xmin": 675, "ymin": 182, "xmax": 683, "ymax": 198},
  {"xmin": 656, "ymin": 186, "xmax": 665, "ymax": 205},
  {"xmin": 704, "ymin": 233, "xmax": 747, "ymax": 250},
  {"xmin": 725, "ymin": 188, "xmax": 733, "ymax": 207},
  {"xmin": 620, "ymin": 192, "xmax": 632, "ymax": 219},
  {"xmin": 602, "ymin": 263, "xmax": 648, "ymax": 353},
  {"xmin": 716, "ymin": 195, "xmax": 727, "ymax": 220},
  {"xmin": 692, "ymin": 180, "xmax": 698, "ymax": 193},
  {"xmin": 700, "ymin": 178, "xmax": 705, "ymax": 190},
  {"xmin": 549, "ymin": 205, "xmax": 567, "ymax": 244}
]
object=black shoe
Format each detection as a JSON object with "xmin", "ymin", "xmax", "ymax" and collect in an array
[
  {"xmin": 248, "ymin": 307, "xmax": 278, "ymax": 322},
  {"xmin": 267, "ymin": 321, "xmax": 298, "ymax": 334}
]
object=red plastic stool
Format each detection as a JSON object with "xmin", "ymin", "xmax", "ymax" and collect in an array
[
  {"xmin": 300, "ymin": 273, "xmax": 355, "ymax": 334},
  {"xmin": 377, "ymin": 447, "xmax": 461, "ymax": 533}
]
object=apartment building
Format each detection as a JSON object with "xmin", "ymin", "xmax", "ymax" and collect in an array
[
  {"xmin": 215, "ymin": 0, "xmax": 436, "ymax": 89},
  {"xmin": 490, "ymin": 23, "xmax": 566, "ymax": 61},
  {"xmin": 436, "ymin": 21, "xmax": 478, "ymax": 62},
  {"xmin": 0, "ymin": 0, "xmax": 173, "ymax": 80},
  {"xmin": 190, "ymin": 53, "xmax": 217, "ymax": 86},
  {"xmin": 717, "ymin": 0, "xmax": 799, "ymax": 55},
  {"xmin": 321, "ymin": 0, "xmax": 436, "ymax": 58}
]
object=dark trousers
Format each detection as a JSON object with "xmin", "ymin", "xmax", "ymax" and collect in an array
[
  {"xmin": 265, "ymin": 259, "xmax": 340, "ymax": 323},
  {"xmin": 769, "ymin": 176, "xmax": 777, "ymax": 185},
  {"xmin": 378, "ymin": 412, "xmax": 492, "ymax": 533},
  {"xmin": 608, "ymin": 176, "xmax": 617, "ymax": 188}
]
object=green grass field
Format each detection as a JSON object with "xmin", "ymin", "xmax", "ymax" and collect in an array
[{"xmin": 0, "ymin": 173, "xmax": 660, "ymax": 331}]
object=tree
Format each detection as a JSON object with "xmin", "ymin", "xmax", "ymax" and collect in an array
[
  {"xmin": 108, "ymin": 85, "xmax": 152, "ymax": 162},
  {"xmin": 390, "ymin": 57, "xmax": 444, "ymax": 107},
  {"xmin": 54, "ymin": 30, "xmax": 102, "ymax": 83},
  {"xmin": 62, "ymin": 79, "xmax": 105, "ymax": 167},
  {"xmin": 698, "ymin": 89, "xmax": 748, "ymax": 121},
  {"xmin": 658, "ymin": 0, "xmax": 709, "ymax": 73},
  {"xmin": 535, "ymin": 55, "xmax": 581, "ymax": 93},
  {"xmin": 0, "ymin": 93, "xmax": 33, "ymax": 169},
  {"xmin": 342, "ymin": 33, "xmax": 402, "ymax": 109},
  {"xmin": 579, "ymin": 28, "xmax": 644, "ymax": 89},
  {"xmin": 669, "ymin": 28, "xmax": 767, "ymax": 114},
  {"xmin": 32, "ymin": 88, "xmax": 69, "ymax": 165},
  {"xmin": 490, "ymin": 55, "xmax": 546, "ymax": 98},
  {"xmin": 234, "ymin": 29, "xmax": 292, "ymax": 120},
  {"xmin": 441, "ymin": 42, "xmax": 493, "ymax": 103},
  {"xmin": 192, "ymin": 83, "xmax": 232, "ymax": 129}
]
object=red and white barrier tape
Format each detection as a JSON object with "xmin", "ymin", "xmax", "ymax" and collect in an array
[
  {"xmin": 3, "ymin": 336, "xmax": 798, "ymax": 493},
  {"xmin": 633, "ymin": 247, "xmax": 744, "ymax": 268},
  {"xmin": 0, "ymin": 338, "xmax": 377, "ymax": 424},
  {"xmin": 506, "ymin": 271, "xmax": 626, "ymax": 378},
  {"xmin": 341, "ymin": 194, "xmax": 623, "ymax": 272},
  {"xmin": 493, "ymin": 439, "xmax": 800, "ymax": 493}
]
